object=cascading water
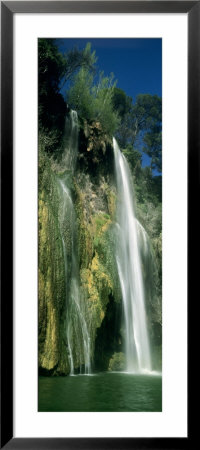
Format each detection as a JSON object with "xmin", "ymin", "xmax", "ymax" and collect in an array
[
  {"xmin": 62, "ymin": 110, "xmax": 79, "ymax": 173},
  {"xmin": 113, "ymin": 137, "xmax": 152, "ymax": 373},
  {"xmin": 57, "ymin": 110, "xmax": 91, "ymax": 375}
]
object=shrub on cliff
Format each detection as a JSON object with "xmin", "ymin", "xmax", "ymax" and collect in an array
[{"xmin": 67, "ymin": 68, "xmax": 119, "ymax": 136}]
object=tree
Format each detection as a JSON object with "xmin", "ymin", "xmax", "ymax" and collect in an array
[
  {"xmin": 93, "ymin": 72, "xmax": 119, "ymax": 134},
  {"xmin": 133, "ymin": 94, "xmax": 162, "ymax": 172},
  {"xmin": 143, "ymin": 129, "xmax": 162, "ymax": 172},
  {"xmin": 38, "ymin": 38, "xmax": 67, "ymax": 131},
  {"xmin": 112, "ymin": 88, "xmax": 132, "ymax": 120},
  {"xmin": 111, "ymin": 88, "xmax": 136, "ymax": 148},
  {"xmin": 68, "ymin": 67, "xmax": 96, "ymax": 121},
  {"xmin": 67, "ymin": 68, "xmax": 119, "ymax": 135},
  {"xmin": 113, "ymin": 93, "xmax": 162, "ymax": 172},
  {"xmin": 38, "ymin": 40, "xmax": 98, "ymax": 152},
  {"xmin": 60, "ymin": 42, "xmax": 97, "ymax": 88},
  {"xmin": 122, "ymin": 145, "xmax": 142, "ymax": 173}
]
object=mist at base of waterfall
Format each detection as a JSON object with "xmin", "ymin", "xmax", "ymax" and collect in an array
[{"xmin": 38, "ymin": 372, "xmax": 162, "ymax": 412}]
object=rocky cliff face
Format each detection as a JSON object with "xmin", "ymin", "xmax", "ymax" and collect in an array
[{"xmin": 38, "ymin": 114, "xmax": 162, "ymax": 375}]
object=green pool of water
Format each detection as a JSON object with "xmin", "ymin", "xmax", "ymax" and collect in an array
[{"xmin": 38, "ymin": 372, "xmax": 162, "ymax": 412}]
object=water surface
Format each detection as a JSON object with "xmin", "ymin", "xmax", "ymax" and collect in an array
[{"xmin": 38, "ymin": 372, "xmax": 162, "ymax": 412}]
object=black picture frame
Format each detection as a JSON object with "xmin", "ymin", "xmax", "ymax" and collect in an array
[{"xmin": 0, "ymin": 1, "xmax": 198, "ymax": 449}]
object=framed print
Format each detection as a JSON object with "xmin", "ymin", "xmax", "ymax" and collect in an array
[{"xmin": 1, "ymin": 1, "xmax": 198, "ymax": 449}]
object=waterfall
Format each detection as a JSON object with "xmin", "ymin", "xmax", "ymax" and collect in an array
[
  {"xmin": 62, "ymin": 110, "xmax": 79, "ymax": 172},
  {"xmin": 113, "ymin": 137, "xmax": 152, "ymax": 373},
  {"xmin": 57, "ymin": 110, "xmax": 91, "ymax": 375}
]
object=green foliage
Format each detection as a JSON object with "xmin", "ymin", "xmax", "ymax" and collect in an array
[
  {"xmin": 134, "ymin": 166, "xmax": 162, "ymax": 208},
  {"xmin": 122, "ymin": 145, "xmax": 142, "ymax": 172},
  {"xmin": 112, "ymin": 89, "xmax": 136, "ymax": 148},
  {"xmin": 67, "ymin": 68, "xmax": 94, "ymax": 120},
  {"xmin": 93, "ymin": 73, "xmax": 119, "ymax": 134},
  {"xmin": 38, "ymin": 40, "xmax": 97, "ymax": 154},
  {"xmin": 112, "ymin": 90, "xmax": 162, "ymax": 172},
  {"xmin": 115, "ymin": 112, "xmax": 137, "ymax": 148},
  {"xmin": 38, "ymin": 128, "xmax": 64, "ymax": 158},
  {"xmin": 38, "ymin": 39, "xmax": 67, "ymax": 151},
  {"xmin": 143, "ymin": 129, "xmax": 162, "ymax": 172},
  {"xmin": 61, "ymin": 42, "xmax": 97, "ymax": 85},
  {"xmin": 133, "ymin": 94, "xmax": 161, "ymax": 128},
  {"xmin": 112, "ymin": 87, "xmax": 132, "ymax": 119},
  {"xmin": 67, "ymin": 68, "xmax": 119, "ymax": 136},
  {"xmin": 133, "ymin": 94, "xmax": 162, "ymax": 172},
  {"xmin": 38, "ymin": 39, "xmax": 66, "ymax": 97}
]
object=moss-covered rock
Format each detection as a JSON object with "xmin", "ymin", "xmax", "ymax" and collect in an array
[
  {"xmin": 38, "ymin": 148, "xmax": 70, "ymax": 375},
  {"xmin": 108, "ymin": 352, "xmax": 126, "ymax": 372},
  {"xmin": 73, "ymin": 175, "xmax": 121, "ymax": 368},
  {"xmin": 78, "ymin": 119, "xmax": 114, "ymax": 176}
]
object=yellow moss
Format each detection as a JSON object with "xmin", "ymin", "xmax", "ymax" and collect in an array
[
  {"xmin": 107, "ymin": 189, "xmax": 117, "ymax": 218},
  {"xmin": 38, "ymin": 193, "xmax": 61, "ymax": 371},
  {"xmin": 101, "ymin": 219, "xmax": 112, "ymax": 234},
  {"xmin": 74, "ymin": 181, "xmax": 93, "ymax": 268},
  {"xmin": 41, "ymin": 302, "xmax": 58, "ymax": 370},
  {"xmin": 38, "ymin": 195, "xmax": 49, "ymax": 248},
  {"xmin": 80, "ymin": 250, "xmax": 113, "ymax": 332},
  {"xmin": 91, "ymin": 253, "xmax": 112, "ymax": 290},
  {"xmin": 39, "ymin": 262, "xmax": 59, "ymax": 370},
  {"xmin": 100, "ymin": 310, "xmax": 105, "ymax": 321},
  {"xmin": 89, "ymin": 213, "xmax": 111, "ymax": 241},
  {"xmin": 38, "ymin": 269, "xmax": 45, "ymax": 297},
  {"xmin": 91, "ymin": 253, "xmax": 99, "ymax": 271}
]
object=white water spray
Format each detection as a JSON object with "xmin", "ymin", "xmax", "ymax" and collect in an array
[{"xmin": 113, "ymin": 138, "xmax": 151, "ymax": 373}]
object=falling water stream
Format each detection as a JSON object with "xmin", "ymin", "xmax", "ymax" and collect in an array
[
  {"xmin": 62, "ymin": 109, "xmax": 79, "ymax": 173},
  {"xmin": 57, "ymin": 111, "xmax": 91, "ymax": 375},
  {"xmin": 113, "ymin": 138, "xmax": 152, "ymax": 373}
]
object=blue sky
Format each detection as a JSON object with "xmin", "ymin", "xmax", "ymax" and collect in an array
[
  {"xmin": 56, "ymin": 38, "xmax": 162, "ymax": 169},
  {"xmin": 57, "ymin": 38, "xmax": 162, "ymax": 101}
]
